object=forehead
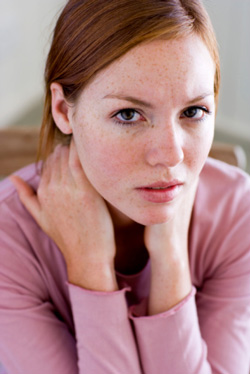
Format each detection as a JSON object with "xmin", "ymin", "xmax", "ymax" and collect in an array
[{"xmin": 81, "ymin": 35, "xmax": 215, "ymax": 103}]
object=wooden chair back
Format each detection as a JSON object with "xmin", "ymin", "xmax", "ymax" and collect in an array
[
  {"xmin": 0, "ymin": 127, "xmax": 39, "ymax": 178},
  {"xmin": 208, "ymin": 142, "xmax": 247, "ymax": 170}
]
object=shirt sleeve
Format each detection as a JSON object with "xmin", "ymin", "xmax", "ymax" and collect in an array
[
  {"xmin": 0, "ymin": 198, "xmax": 142, "ymax": 374},
  {"xmin": 128, "ymin": 172, "xmax": 250, "ymax": 374},
  {"xmin": 0, "ymin": 202, "xmax": 78, "ymax": 373},
  {"xmin": 129, "ymin": 266, "xmax": 250, "ymax": 374},
  {"xmin": 129, "ymin": 288, "xmax": 212, "ymax": 374},
  {"xmin": 195, "ymin": 212, "xmax": 250, "ymax": 373},
  {"xmin": 68, "ymin": 284, "xmax": 142, "ymax": 373},
  {"xmin": 1, "ymin": 164, "xmax": 250, "ymax": 374}
]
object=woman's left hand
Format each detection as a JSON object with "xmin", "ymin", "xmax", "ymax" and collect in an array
[{"xmin": 144, "ymin": 181, "xmax": 198, "ymax": 315}]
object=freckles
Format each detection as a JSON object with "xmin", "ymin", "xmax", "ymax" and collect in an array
[{"xmin": 100, "ymin": 142, "xmax": 139, "ymax": 182}]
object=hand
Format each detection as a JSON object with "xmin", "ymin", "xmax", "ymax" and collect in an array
[
  {"xmin": 144, "ymin": 181, "xmax": 198, "ymax": 315},
  {"xmin": 144, "ymin": 181, "xmax": 197, "ymax": 257},
  {"xmin": 10, "ymin": 139, "xmax": 118, "ymax": 291}
]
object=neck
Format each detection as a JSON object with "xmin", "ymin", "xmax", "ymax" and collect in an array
[
  {"xmin": 107, "ymin": 203, "xmax": 134, "ymax": 228},
  {"xmin": 114, "ymin": 221, "xmax": 149, "ymax": 275},
  {"xmin": 107, "ymin": 203, "xmax": 149, "ymax": 275}
]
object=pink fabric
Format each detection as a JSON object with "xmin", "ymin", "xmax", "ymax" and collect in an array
[
  {"xmin": 0, "ymin": 157, "xmax": 250, "ymax": 373},
  {"xmin": 0, "ymin": 363, "xmax": 7, "ymax": 374}
]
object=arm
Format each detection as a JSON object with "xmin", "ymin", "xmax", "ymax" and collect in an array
[
  {"xmin": 5, "ymin": 142, "xmax": 142, "ymax": 374},
  {"xmin": 0, "ymin": 215, "xmax": 79, "ymax": 373},
  {"xmin": 130, "ymin": 180, "xmax": 211, "ymax": 374},
  {"xmin": 11, "ymin": 141, "xmax": 118, "ymax": 293},
  {"xmin": 0, "ymin": 219, "xmax": 141, "ymax": 374},
  {"xmin": 129, "ymin": 175, "xmax": 250, "ymax": 374},
  {"xmin": 130, "ymin": 250, "xmax": 250, "ymax": 374}
]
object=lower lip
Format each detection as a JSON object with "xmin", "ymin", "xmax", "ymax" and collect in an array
[{"xmin": 136, "ymin": 185, "xmax": 182, "ymax": 203}]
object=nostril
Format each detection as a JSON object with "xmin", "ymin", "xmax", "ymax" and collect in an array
[{"xmin": 145, "ymin": 144, "xmax": 184, "ymax": 168}]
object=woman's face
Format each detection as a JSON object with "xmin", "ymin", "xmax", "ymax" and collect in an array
[{"xmin": 69, "ymin": 35, "xmax": 215, "ymax": 226}]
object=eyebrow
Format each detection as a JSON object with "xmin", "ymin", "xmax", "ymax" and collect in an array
[
  {"xmin": 103, "ymin": 92, "xmax": 214, "ymax": 108},
  {"xmin": 103, "ymin": 94, "xmax": 154, "ymax": 108},
  {"xmin": 186, "ymin": 93, "xmax": 214, "ymax": 105}
]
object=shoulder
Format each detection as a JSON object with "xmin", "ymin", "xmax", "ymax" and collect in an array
[
  {"xmin": 197, "ymin": 157, "xmax": 250, "ymax": 216},
  {"xmin": 200, "ymin": 156, "xmax": 250, "ymax": 194},
  {"xmin": 0, "ymin": 163, "xmax": 49, "ymax": 274},
  {"xmin": 0, "ymin": 162, "xmax": 43, "ymax": 250},
  {"xmin": 0, "ymin": 163, "xmax": 67, "ymax": 295},
  {"xmin": 191, "ymin": 158, "xmax": 250, "ymax": 291},
  {"xmin": 0, "ymin": 162, "xmax": 41, "ymax": 204},
  {"xmin": 195, "ymin": 157, "xmax": 250, "ymax": 232},
  {"xmin": 0, "ymin": 164, "xmax": 46, "ymax": 293},
  {"xmin": 0, "ymin": 165, "xmax": 70, "ymax": 320},
  {"xmin": 0, "ymin": 163, "xmax": 42, "ymax": 237}
]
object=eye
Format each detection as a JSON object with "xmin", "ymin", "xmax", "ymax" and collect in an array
[
  {"xmin": 112, "ymin": 109, "xmax": 145, "ymax": 125},
  {"xmin": 181, "ymin": 106, "xmax": 211, "ymax": 121}
]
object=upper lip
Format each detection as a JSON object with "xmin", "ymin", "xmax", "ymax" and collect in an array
[{"xmin": 138, "ymin": 180, "xmax": 183, "ymax": 189}]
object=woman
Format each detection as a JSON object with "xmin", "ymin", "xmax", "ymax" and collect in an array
[{"xmin": 1, "ymin": 0, "xmax": 250, "ymax": 373}]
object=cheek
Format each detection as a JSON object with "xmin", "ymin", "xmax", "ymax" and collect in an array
[
  {"xmin": 75, "ymin": 130, "xmax": 138, "ymax": 183},
  {"xmin": 189, "ymin": 127, "xmax": 214, "ymax": 171}
]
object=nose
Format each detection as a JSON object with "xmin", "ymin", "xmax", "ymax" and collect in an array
[{"xmin": 145, "ymin": 123, "xmax": 184, "ymax": 168}]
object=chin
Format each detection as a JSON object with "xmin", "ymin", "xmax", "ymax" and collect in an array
[
  {"xmin": 134, "ymin": 216, "xmax": 171, "ymax": 226},
  {"xmin": 108, "ymin": 201, "xmax": 175, "ymax": 227},
  {"xmin": 130, "ymin": 209, "xmax": 174, "ymax": 226}
]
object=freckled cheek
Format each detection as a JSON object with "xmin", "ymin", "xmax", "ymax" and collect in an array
[
  {"xmin": 77, "ymin": 135, "xmax": 139, "ymax": 182},
  {"xmin": 100, "ymin": 145, "xmax": 138, "ymax": 178},
  {"xmin": 185, "ymin": 132, "xmax": 213, "ymax": 173}
]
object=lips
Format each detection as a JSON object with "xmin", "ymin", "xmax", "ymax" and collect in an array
[
  {"xmin": 141, "ymin": 180, "xmax": 182, "ymax": 189},
  {"xmin": 136, "ymin": 180, "xmax": 183, "ymax": 203}
]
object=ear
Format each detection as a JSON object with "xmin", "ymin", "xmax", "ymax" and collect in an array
[{"xmin": 50, "ymin": 83, "xmax": 73, "ymax": 135}]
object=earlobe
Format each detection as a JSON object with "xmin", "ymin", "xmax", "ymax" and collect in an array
[{"xmin": 50, "ymin": 83, "xmax": 73, "ymax": 135}]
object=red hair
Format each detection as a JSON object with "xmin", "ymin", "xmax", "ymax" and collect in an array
[{"xmin": 38, "ymin": 0, "xmax": 220, "ymax": 160}]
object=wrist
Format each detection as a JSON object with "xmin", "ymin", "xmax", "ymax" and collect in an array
[
  {"xmin": 148, "ymin": 257, "xmax": 191, "ymax": 315},
  {"xmin": 67, "ymin": 259, "xmax": 118, "ymax": 292}
]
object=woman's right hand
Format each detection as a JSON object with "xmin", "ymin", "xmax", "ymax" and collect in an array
[{"xmin": 10, "ymin": 139, "xmax": 118, "ymax": 292}]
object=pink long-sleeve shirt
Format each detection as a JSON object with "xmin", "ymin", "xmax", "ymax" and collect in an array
[{"xmin": 0, "ymin": 157, "xmax": 250, "ymax": 374}]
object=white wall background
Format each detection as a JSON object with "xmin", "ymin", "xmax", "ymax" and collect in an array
[
  {"xmin": 0, "ymin": 0, "xmax": 250, "ymax": 140},
  {"xmin": 0, "ymin": 0, "xmax": 65, "ymax": 127},
  {"xmin": 204, "ymin": 0, "xmax": 250, "ymax": 141}
]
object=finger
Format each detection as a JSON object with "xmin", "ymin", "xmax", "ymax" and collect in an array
[{"xmin": 10, "ymin": 175, "xmax": 42, "ymax": 223}]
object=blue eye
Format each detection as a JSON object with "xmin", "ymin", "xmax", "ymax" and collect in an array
[{"xmin": 182, "ymin": 106, "xmax": 211, "ymax": 121}]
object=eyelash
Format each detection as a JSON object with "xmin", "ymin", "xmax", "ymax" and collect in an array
[
  {"xmin": 111, "ymin": 106, "xmax": 212, "ymax": 126},
  {"xmin": 181, "ymin": 106, "xmax": 212, "ymax": 122},
  {"xmin": 112, "ymin": 108, "xmax": 145, "ymax": 126}
]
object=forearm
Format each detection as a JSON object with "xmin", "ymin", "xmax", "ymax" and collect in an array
[
  {"xmin": 148, "ymin": 251, "xmax": 192, "ymax": 315},
  {"xmin": 145, "ymin": 191, "xmax": 195, "ymax": 316},
  {"xmin": 69, "ymin": 284, "xmax": 142, "ymax": 374},
  {"xmin": 130, "ymin": 289, "xmax": 212, "ymax": 374}
]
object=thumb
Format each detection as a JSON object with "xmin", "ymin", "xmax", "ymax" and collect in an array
[{"xmin": 10, "ymin": 175, "xmax": 41, "ymax": 222}]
